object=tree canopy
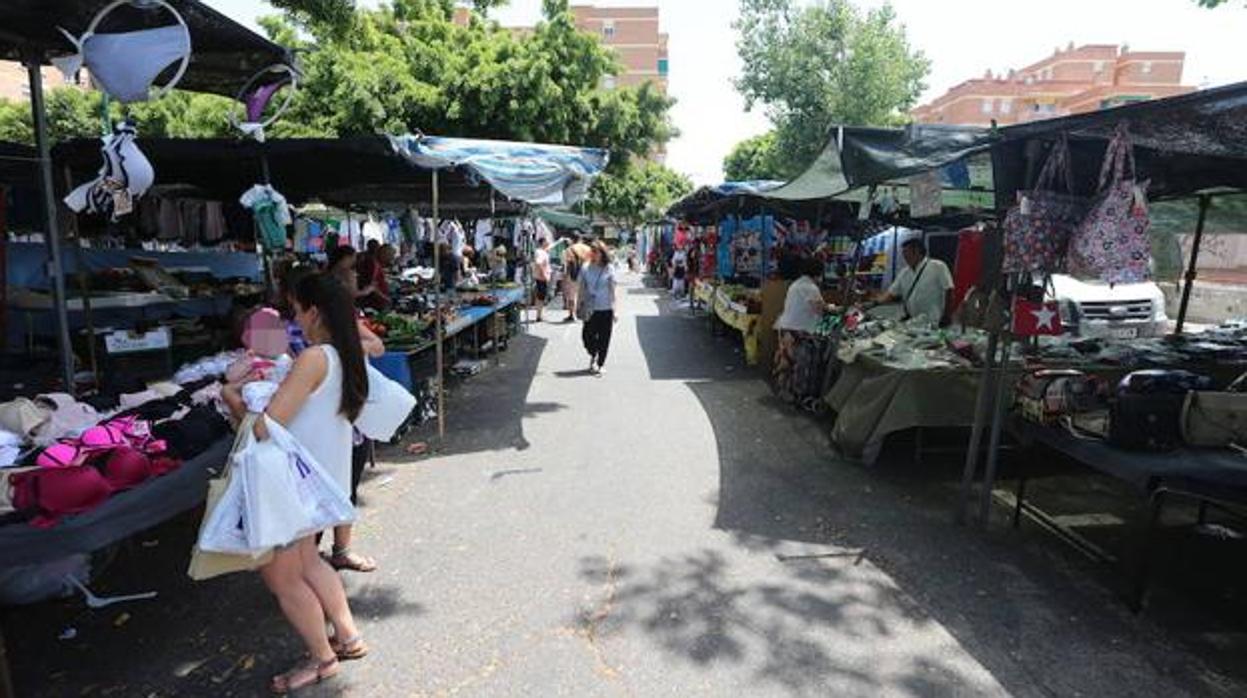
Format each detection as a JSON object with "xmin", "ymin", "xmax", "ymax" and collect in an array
[
  {"xmin": 733, "ymin": 0, "xmax": 929, "ymax": 175},
  {"xmin": 586, "ymin": 161, "xmax": 693, "ymax": 230},
  {"xmin": 0, "ymin": 0, "xmax": 675, "ymax": 174},
  {"xmin": 722, "ymin": 131, "xmax": 786, "ymax": 182}
]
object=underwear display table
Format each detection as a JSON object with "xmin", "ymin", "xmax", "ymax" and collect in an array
[{"xmin": 0, "ymin": 437, "xmax": 231, "ymax": 569}]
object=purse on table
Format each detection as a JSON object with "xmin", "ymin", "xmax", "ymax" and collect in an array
[
  {"xmin": 1181, "ymin": 392, "xmax": 1247, "ymax": 448},
  {"xmin": 1016, "ymin": 369, "xmax": 1107, "ymax": 425},
  {"xmin": 1109, "ymin": 370, "xmax": 1212, "ymax": 451}
]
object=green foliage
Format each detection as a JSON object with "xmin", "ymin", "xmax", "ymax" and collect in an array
[
  {"xmin": 723, "ymin": 131, "xmax": 786, "ymax": 181},
  {"xmin": 587, "ymin": 161, "xmax": 693, "ymax": 228},
  {"xmin": 734, "ymin": 0, "xmax": 929, "ymax": 171},
  {"xmin": 0, "ymin": 0, "xmax": 671, "ymax": 168},
  {"xmin": 0, "ymin": 87, "xmax": 234, "ymax": 144},
  {"xmin": 260, "ymin": 0, "xmax": 673, "ymax": 164}
]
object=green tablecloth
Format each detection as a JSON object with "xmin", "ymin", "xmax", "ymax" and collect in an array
[{"xmin": 826, "ymin": 357, "xmax": 990, "ymax": 464}]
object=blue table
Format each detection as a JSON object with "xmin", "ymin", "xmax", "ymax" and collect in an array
[{"xmin": 372, "ymin": 287, "xmax": 525, "ymax": 390}]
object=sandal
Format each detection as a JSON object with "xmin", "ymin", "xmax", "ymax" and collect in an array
[
  {"xmin": 271, "ymin": 656, "xmax": 338, "ymax": 694},
  {"xmin": 327, "ymin": 547, "xmax": 378, "ymax": 573},
  {"xmin": 332, "ymin": 635, "xmax": 370, "ymax": 661}
]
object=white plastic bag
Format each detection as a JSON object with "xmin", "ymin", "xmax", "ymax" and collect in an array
[
  {"xmin": 240, "ymin": 416, "xmax": 355, "ymax": 549},
  {"xmin": 355, "ymin": 364, "xmax": 416, "ymax": 442},
  {"xmin": 197, "ymin": 426, "xmax": 260, "ymax": 555}
]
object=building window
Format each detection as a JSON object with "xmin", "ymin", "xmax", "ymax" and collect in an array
[
  {"xmin": 981, "ymin": 98, "xmax": 993, "ymax": 115},
  {"xmin": 1000, "ymin": 98, "xmax": 1013, "ymax": 114},
  {"xmin": 1141, "ymin": 61, "xmax": 1153, "ymax": 75},
  {"xmin": 657, "ymin": 58, "xmax": 668, "ymax": 76},
  {"xmin": 1093, "ymin": 60, "xmax": 1105, "ymax": 73},
  {"xmin": 602, "ymin": 20, "xmax": 615, "ymax": 39},
  {"xmin": 602, "ymin": 75, "xmax": 616, "ymax": 90}
]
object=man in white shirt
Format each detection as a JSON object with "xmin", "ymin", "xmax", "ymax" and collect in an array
[{"xmin": 880, "ymin": 238, "xmax": 954, "ymax": 326}]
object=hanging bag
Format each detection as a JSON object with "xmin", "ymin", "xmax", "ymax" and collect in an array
[
  {"xmin": 239, "ymin": 415, "xmax": 356, "ymax": 549},
  {"xmin": 1068, "ymin": 122, "xmax": 1152, "ymax": 284},
  {"xmin": 1002, "ymin": 135, "xmax": 1090, "ymax": 274},
  {"xmin": 191, "ymin": 415, "xmax": 274, "ymax": 575}
]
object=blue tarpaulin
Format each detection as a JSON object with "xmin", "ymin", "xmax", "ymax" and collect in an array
[{"xmin": 389, "ymin": 135, "xmax": 610, "ymax": 207}]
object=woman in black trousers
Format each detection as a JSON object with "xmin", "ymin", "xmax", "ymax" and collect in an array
[{"xmin": 579, "ymin": 241, "xmax": 617, "ymax": 376}]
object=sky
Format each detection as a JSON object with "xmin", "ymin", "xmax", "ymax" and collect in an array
[{"xmin": 217, "ymin": 0, "xmax": 1247, "ymax": 185}]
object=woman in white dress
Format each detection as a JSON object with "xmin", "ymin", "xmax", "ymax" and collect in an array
[{"xmin": 224, "ymin": 273, "xmax": 369, "ymax": 693}]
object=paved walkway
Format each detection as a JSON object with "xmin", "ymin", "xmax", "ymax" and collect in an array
[{"xmin": 6, "ymin": 271, "xmax": 1243, "ymax": 697}]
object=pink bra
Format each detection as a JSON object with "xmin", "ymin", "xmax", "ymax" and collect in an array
[{"xmin": 11, "ymin": 466, "xmax": 112, "ymax": 528}]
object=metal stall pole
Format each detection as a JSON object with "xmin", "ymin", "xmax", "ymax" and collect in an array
[
  {"xmin": 27, "ymin": 60, "xmax": 75, "ymax": 393},
  {"xmin": 957, "ymin": 331, "xmax": 1000, "ymax": 524},
  {"xmin": 978, "ymin": 333, "xmax": 1015, "ymax": 527},
  {"xmin": 432, "ymin": 169, "xmax": 446, "ymax": 440},
  {"xmin": 1175, "ymin": 194, "xmax": 1212, "ymax": 335}
]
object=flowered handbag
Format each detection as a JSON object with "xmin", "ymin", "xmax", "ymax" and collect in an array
[
  {"xmin": 1002, "ymin": 135, "xmax": 1089, "ymax": 274},
  {"xmin": 1068, "ymin": 122, "xmax": 1151, "ymax": 284}
]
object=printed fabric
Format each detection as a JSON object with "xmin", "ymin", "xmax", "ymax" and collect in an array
[
  {"xmin": 1001, "ymin": 136, "xmax": 1089, "ymax": 274},
  {"xmin": 1067, "ymin": 122, "xmax": 1151, "ymax": 284}
]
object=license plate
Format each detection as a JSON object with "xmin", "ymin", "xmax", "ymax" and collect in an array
[{"xmin": 1110, "ymin": 327, "xmax": 1138, "ymax": 339}]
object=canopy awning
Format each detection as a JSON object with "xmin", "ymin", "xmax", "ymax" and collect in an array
[
  {"xmin": 389, "ymin": 135, "xmax": 610, "ymax": 207},
  {"xmin": 0, "ymin": 0, "xmax": 293, "ymax": 98},
  {"xmin": 533, "ymin": 207, "xmax": 592, "ymax": 230},
  {"xmin": 0, "ymin": 141, "xmax": 38, "ymax": 185},
  {"xmin": 992, "ymin": 81, "xmax": 1247, "ymax": 203},
  {"xmin": 52, "ymin": 136, "xmax": 528, "ymax": 216}
]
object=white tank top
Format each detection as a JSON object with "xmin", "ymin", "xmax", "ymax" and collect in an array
[{"xmin": 286, "ymin": 345, "xmax": 353, "ymax": 494}]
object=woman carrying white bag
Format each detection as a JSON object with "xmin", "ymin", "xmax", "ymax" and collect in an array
[{"xmin": 221, "ymin": 273, "xmax": 369, "ymax": 694}]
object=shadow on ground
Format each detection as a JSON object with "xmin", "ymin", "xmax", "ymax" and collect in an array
[
  {"xmin": 388, "ymin": 333, "xmax": 554, "ymax": 462},
  {"xmin": 622, "ymin": 293, "xmax": 1247, "ymax": 697},
  {"xmin": 2, "ymin": 506, "xmax": 423, "ymax": 697}
]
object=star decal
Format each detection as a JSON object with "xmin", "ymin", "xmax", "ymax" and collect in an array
[{"xmin": 1031, "ymin": 305, "xmax": 1057, "ymax": 331}]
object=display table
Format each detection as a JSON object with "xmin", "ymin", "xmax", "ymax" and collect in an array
[
  {"xmin": 693, "ymin": 279, "xmax": 717, "ymax": 311},
  {"xmin": 826, "ymin": 357, "xmax": 994, "ymax": 464},
  {"xmin": 372, "ymin": 287, "xmax": 524, "ymax": 390},
  {"xmin": 1008, "ymin": 420, "xmax": 1247, "ymax": 609},
  {"xmin": 712, "ymin": 287, "xmax": 761, "ymax": 365},
  {"xmin": 0, "ymin": 438, "xmax": 232, "ymax": 569}
]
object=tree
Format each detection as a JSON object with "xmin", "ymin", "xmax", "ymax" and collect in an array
[
  {"xmin": 587, "ymin": 161, "xmax": 693, "ymax": 230},
  {"xmin": 723, "ymin": 131, "xmax": 786, "ymax": 181},
  {"xmin": 0, "ymin": 87, "xmax": 235, "ymax": 145},
  {"xmin": 0, "ymin": 0, "xmax": 674, "ymax": 166},
  {"xmin": 259, "ymin": 0, "xmax": 674, "ymax": 166},
  {"xmin": 734, "ymin": 0, "xmax": 929, "ymax": 172}
]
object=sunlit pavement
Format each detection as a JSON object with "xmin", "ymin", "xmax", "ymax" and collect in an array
[{"xmin": 6, "ymin": 272, "xmax": 1242, "ymax": 697}]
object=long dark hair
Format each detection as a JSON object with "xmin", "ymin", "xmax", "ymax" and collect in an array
[
  {"xmin": 590, "ymin": 240, "xmax": 612, "ymax": 266},
  {"xmin": 294, "ymin": 273, "xmax": 368, "ymax": 421}
]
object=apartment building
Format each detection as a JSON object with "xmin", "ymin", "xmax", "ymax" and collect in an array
[
  {"xmin": 570, "ymin": 5, "xmax": 668, "ymax": 94},
  {"xmin": 0, "ymin": 62, "xmax": 85, "ymax": 102},
  {"xmin": 912, "ymin": 44, "xmax": 1195, "ymax": 126}
]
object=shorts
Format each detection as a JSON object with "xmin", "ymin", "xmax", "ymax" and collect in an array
[{"xmin": 535, "ymin": 279, "xmax": 549, "ymax": 301}]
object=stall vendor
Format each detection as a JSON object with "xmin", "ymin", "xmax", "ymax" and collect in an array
[{"xmin": 877, "ymin": 238, "xmax": 954, "ymax": 327}]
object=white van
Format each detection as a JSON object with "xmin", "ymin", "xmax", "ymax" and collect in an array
[{"xmin": 1049, "ymin": 274, "xmax": 1169, "ymax": 339}]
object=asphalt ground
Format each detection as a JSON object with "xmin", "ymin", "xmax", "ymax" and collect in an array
[{"xmin": 4, "ymin": 270, "xmax": 1246, "ymax": 697}]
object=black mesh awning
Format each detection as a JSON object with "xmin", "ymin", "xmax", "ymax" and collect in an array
[
  {"xmin": 0, "ymin": 0, "xmax": 292, "ymax": 98},
  {"xmin": 52, "ymin": 136, "xmax": 529, "ymax": 217}
]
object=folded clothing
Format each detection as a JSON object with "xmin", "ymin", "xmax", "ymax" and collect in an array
[
  {"xmin": 0, "ymin": 398, "xmax": 50, "ymax": 441},
  {"xmin": 242, "ymin": 381, "xmax": 278, "ymax": 413}
]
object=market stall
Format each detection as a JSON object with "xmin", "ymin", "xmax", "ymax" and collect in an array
[{"xmin": 1, "ymin": 0, "xmax": 295, "ymax": 393}]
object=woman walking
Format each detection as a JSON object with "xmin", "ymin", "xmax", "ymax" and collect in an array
[
  {"xmin": 222, "ymin": 273, "xmax": 369, "ymax": 693},
  {"xmin": 579, "ymin": 241, "xmax": 618, "ymax": 376}
]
